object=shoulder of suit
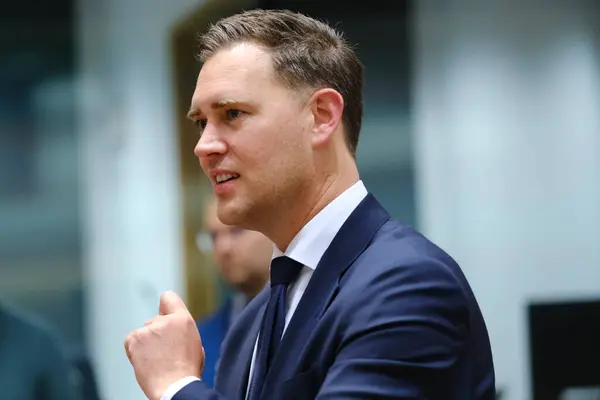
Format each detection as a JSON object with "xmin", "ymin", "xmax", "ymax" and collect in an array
[{"xmin": 348, "ymin": 220, "xmax": 461, "ymax": 284}]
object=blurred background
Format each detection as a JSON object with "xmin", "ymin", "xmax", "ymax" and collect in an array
[{"xmin": 0, "ymin": 0, "xmax": 599, "ymax": 399}]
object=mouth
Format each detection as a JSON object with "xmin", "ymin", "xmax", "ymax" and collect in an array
[{"xmin": 215, "ymin": 173, "xmax": 240, "ymax": 184}]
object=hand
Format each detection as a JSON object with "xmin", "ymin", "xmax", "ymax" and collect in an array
[{"xmin": 125, "ymin": 291, "xmax": 205, "ymax": 400}]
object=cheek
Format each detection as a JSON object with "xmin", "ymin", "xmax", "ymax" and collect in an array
[
  {"xmin": 215, "ymin": 253, "xmax": 228, "ymax": 268},
  {"xmin": 231, "ymin": 126, "xmax": 283, "ymax": 177},
  {"xmin": 231, "ymin": 123, "xmax": 274, "ymax": 162},
  {"xmin": 233, "ymin": 114, "xmax": 309, "ymax": 185}
]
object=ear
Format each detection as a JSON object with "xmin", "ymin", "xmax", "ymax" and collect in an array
[{"xmin": 309, "ymin": 88, "xmax": 344, "ymax": 149}]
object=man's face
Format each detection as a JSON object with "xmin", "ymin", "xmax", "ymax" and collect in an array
[
  {"xmin": 190, "ymin": 43, "xmax": 314, "ymax": 228},
  {"xmin": 202, "ymin": 199, "xmax": 271, "ymax": 296}
]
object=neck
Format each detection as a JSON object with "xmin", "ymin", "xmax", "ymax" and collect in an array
[{"xmin": 267, "ymin": 164, "xmax": 360, "ymax": 252}]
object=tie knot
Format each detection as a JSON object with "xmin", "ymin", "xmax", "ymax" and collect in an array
[{"xmin": 270, "ymin": 256, "xmax": 303, "ymax": 286}]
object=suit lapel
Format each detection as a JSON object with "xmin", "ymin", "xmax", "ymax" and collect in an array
[
  {"xmin": 218, "ymin": 288, "xmax": 268, "ymax": 399},
  {"xmin": 237, "ymin": 306, "xmax": 264, "ymax": 400},
  {"xmin": 262, "ymin": 194, "xmax": 390, "ymax": 392}
]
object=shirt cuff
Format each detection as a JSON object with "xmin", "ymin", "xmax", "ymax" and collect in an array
[{"xmin": 160, "ymin": 376, "xmax": 201, "ymax": 400}]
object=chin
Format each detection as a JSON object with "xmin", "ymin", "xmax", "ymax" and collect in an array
[{"xmin": 216, "ymin": 199, "xmax": 246, "ymax": 226}]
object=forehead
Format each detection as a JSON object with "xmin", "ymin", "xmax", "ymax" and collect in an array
[{"xmin": 192, "ymin": 43, "xmax": 281, "ymax": 105}]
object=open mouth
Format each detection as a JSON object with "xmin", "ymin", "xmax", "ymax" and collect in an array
[{"xmin": 215, "ymin": 173, "xmax": 240, "ymax": 184}]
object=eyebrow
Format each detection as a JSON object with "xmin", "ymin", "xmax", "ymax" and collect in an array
[{"xmin": 187, "ymin": 99, "xmax": 241, "ymax": 120}]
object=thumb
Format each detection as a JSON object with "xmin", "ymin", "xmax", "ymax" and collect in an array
[{"xmin": 159, "ymin": 290, "xmax": 188, "ymax": 315}]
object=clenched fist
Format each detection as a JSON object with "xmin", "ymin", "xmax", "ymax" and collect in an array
[{"xmin": 125, "ymin": 291, "xmax": 205, "ymax": 400}]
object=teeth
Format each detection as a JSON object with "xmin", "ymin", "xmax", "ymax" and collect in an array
[{"xmin": 216, "ymin": 173, "xmax": 238, "ymax": 183}]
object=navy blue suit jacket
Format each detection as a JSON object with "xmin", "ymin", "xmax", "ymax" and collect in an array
[
  {"xmin": 197, "ymin": 302, "xmax": 232, "ymax": 388},
  {"xmin": 175, "ymin": 195, "xmax": 495, "ymax": 399}
]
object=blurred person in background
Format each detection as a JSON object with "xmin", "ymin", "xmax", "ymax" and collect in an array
[
  {"xmin": 0, "ymin": 302, "xmax": 77, "ymax": 400},
  {"xmin": 71, "ymin": 354, "xmax": 102, "ymax": 400},
  {"xmin": 196, "ymin": 195, "xmax": 271, "ymax": 388}
]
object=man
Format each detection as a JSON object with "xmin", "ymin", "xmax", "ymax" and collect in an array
[
  {"xmin": 125, "ymin": 9, "xmax": 496, "ymax": 400},
  {"xmin": 0, "ymin": 303, "xmax": 77, "ymax": 400},
  {"xmin": 196, "ymin": 195, "xmax": 271, "ymax": 387}
]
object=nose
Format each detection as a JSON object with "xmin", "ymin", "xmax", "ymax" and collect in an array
[
  {"xmin": 214, "ymin": 233, "xmax": 234, "ymax": 257},
  {"xmin": 194, "ymin": 125, "xmax": 227, "ymax": 159}
]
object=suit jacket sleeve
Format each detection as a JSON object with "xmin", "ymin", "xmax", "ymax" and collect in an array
[
  {"xmin": 315, "ymin": 258, "xmax": 470, "ymax": 399},
  {"xmin": 172, "ymin": 380, "xmax": 229, "ymax": 400}
]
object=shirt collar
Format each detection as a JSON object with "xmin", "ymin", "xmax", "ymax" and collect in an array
[{"xmin": 272, "ymin": 180, "xmax": 368, "ymax": 270}]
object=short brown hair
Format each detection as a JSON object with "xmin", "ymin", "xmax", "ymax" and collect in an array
[{"xmin": 197, "ymin": 9, "xmax": 364, "ymax": 156}]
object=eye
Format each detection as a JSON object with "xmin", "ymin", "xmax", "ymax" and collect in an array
[
  {"xmin": 194, "ymin": 119, "xmax": 207, "ymax": 132},
  {"xmin": 225, "ymin": 109, "xmax": 243, "ymax": 121}
]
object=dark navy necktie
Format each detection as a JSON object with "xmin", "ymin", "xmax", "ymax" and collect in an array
[{"xmin": 247, "ymin": 256, "xmax": 303, "ymax": 400}]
